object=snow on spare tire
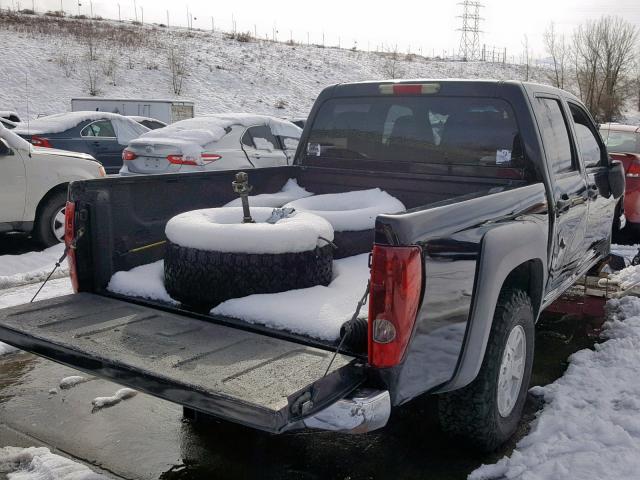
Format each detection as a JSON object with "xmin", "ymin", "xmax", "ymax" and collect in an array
[
  {"xmin": 164, "ymin": 207, "xmax": 334, "ymax": 309},
  {"xmin": 284, "ymin": 188, "xmax": 405, "ymax": 258}
]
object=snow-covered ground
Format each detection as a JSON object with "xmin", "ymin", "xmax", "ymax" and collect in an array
[
  {"xmin": 471, "ymin": 294, "xmax": 640, "ymax": 480},
  {"xmin": 0, "ymin": 15, "xmax": 543, "ymax": 121},
  {"xmin": 0, "ymin": 243, "xmax": 68, "ymax": 289},
  {"xmin": 0, "ymin": 446, "xmax": 107, "ymax": 479}
]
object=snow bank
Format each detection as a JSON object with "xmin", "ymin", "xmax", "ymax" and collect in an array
[
  {"xmin": 0, "ymin": 446, "xmax": 106, "ymax": 479},
  {"xmin": 471, "ymin": 295, "xmax": 640, "ymax": 480},
  {"xmin": 212, "ymin": 253, "xmax": 370, "ymax": 341},
  {"xmin": 165, "ymin": 207, "xmax": 334, "ymax": 254},
  {"xmin": 107, "ymin": 260, "xmax": 176, "ymax": 304},
  {"xmin": 129, "ymin": 113, "xmax": 302, "ymax": 162},
  {"xmin": 284, "ymin": 188, "xmax": 405, "ymax": 232},
  {"xmin": 0, "ymin": 123, "xmax": 31, "ymax": 151},
  {"xmin": 0, "ymin": 243, "xmax": 68, "ymax": 289},
  {"xmin": 607, "ymin": 263, "xmax": 640, "ymax": 291},
  {"xmin": 224, "ymin": 179, "xmax": 313, "ymax": 208},
  {"xmin": 13, "ymin": 111, "xmax": 148, "ymax": 144},
  {"xmin": 91, "ymin": 387, "xmax": 137, "ymax": 411}
]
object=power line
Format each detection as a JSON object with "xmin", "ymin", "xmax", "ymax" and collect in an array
[{"xmin": 457, "ymin": 0, "xmax": 483, "ymax": 61}]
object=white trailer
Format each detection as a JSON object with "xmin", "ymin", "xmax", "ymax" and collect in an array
[{"xmin": 71, "ymin": 98, "xmax": 194, "ymax": 124}]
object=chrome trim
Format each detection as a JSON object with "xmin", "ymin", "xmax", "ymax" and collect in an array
[{"xmin": 302, "ymin": 389, "xmax": 391, "ymax": 433}]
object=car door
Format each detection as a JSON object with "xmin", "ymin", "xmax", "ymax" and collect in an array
[
  {"xmin": 80, "ymin": 120, "xmax": 122, "ymax": 174},
  {"xmin": 533, "ymin": 95, "xmax": 589, "ymax": 292},
  {"xmin": 567, "ymin": 101, "xmax": 615, "ymax": 260},
  {"xmin": 240, "ymin": 125, "xmax": 288, "ymax": 167},
  {"xmin": 0, "ymin": 140, "xmax": 27, "ymax": 223}
]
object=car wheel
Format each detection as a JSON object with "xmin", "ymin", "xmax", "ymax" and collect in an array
[
  {"xmin": 34, "ymin": 191, "xmax": 67, "ymax": 247},
  {"xmin": 437, "ymin": 289, "xmax": 534, "ymax": 452}
]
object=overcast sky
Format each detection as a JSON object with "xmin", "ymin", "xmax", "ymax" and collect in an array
[{"xmin": 24, "ymin": 0, "xmax": 640, "ymax": 58}]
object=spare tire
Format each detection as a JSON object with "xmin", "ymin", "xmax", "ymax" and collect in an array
[
  {"xmin": 284, "ymin": 188, "xmax": 405, "ymax": 258},
  {"xmin": 164, "ymin": 207, "xmax": 334, "ymax": 310}
]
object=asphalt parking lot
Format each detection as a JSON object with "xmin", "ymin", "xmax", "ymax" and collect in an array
[{"xmin": 0, "ymin": 234, "xmax": 610, "ymax": 479}]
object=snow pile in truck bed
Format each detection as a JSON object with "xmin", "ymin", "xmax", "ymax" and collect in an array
[
  {"xmin": 284, "ymin": 188, "xmax": 405, "ymax": 232},
  {"xmin": 212, "ymin": 253, "xmax": 370, "ymax": 341},
  {"xmin": 471, "ymin": 296, "xmax": 640, "ymax": 480},
  {"xmin": 107, "ymin": 261, "xmax": 177, "ymax": 304},
  {"xmin": 224, "ymin": 179, "xmax": 313, "ymax": 208},
  {"xmin": 0, "ymin": 446, "xmax": 107, "ymax": 479},
  {"xmin": 0, "ymin": 243, "xmax": 68, "ymax": 289},
  {"xmin": 165, "ymin": 207, "xmax": 333, "ymax": 254},
  {"xmin": 607, "ymin": 263, "xmax": 640, "ymax": 291},
  {"xmin": 105, "ymin": 254, "xmax": 368, "ymax": 340}
]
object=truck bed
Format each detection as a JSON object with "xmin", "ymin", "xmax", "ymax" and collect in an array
[{"xmin": 0, "ymin": 293, "xmax": 364, "ymax": 432}]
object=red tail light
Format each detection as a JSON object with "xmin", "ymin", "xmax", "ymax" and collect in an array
[
  {"xmin": 627, "ymin": 160, "xmax": 640, "ymax": 178},
  {"xmin": 167, "ymin": 154, "xmax": 197, "ymax": 166},
  {"xmin": 368, "ymin": 245, "xmax": 423, "ymax": 368},
  {"xmin": 379, "ymin": 83, "xmax": 440, "ymax": 95},
  {"xmin": 122, "ymin": 149, "xmax": 137, "ymax": 161},
  {"xmin": 31, "ymin": 136, "xmax": 52, "ymax": 148},
  {"xmin": 64, "ymin": 201, "xmax": 79, "ymax": 293}
]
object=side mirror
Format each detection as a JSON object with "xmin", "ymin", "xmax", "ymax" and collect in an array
[
  {"xmin": 609, "ymin": 159, "xmax": 625, "ymax": 199},
  {"xmin": 0, "ymin": 139, "xmax": 14, "ymax": 157}
]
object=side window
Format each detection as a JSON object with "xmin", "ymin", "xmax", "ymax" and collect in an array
[
  {"xmin": 243, "ymin": 125, "xmax": 278, "ymax": 151},
  {"xmin": 569, "ymin": 103, "xmax": 604, "ymax": 168},
  {"xmin": 536, "ymin": 98, "xmax": 574, "ymax": 174},
  {"xmin": 81, "ymin": 120, "xmax": 116, "ymax": 138}
]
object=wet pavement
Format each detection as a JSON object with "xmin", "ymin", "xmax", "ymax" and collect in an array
[
  {"xmin": 0, "ymin": 234, "xmax": 613, "ymax": 479},
  {"xmin": 0, "ymin": 307, "xmax": 607, "ymax": 480}
]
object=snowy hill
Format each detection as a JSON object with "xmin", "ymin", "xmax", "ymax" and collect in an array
[{"xmin": 0, "ymin": 12, "xmax": 543, "ymax": 121}]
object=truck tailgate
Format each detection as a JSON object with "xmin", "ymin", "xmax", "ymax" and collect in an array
[{"xmin": 0, "ymin": 294, "xmax": 364, "ymax": 432}]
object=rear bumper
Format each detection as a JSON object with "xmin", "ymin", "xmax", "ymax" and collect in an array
[{"xmin": 299, "ymin": 388, "xmax": 391, "ymax": 433}]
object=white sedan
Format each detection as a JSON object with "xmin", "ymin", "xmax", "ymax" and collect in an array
[
  {"xmin": 0, "ymin": 124, "xmax": 105, "ymax": 246},
  {"xmin": 119, "ymin": 114, "xmax": 302, "ymax": 176}
]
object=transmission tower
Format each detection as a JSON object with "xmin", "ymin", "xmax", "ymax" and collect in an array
[{"xmin": 457, "ymin": 1, "xmax": 484, "ymax": 61}]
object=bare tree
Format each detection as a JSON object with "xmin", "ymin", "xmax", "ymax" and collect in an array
[
  {"xmin": 381, "ymin": 45, "xmax": 403, "ymax": 79},
  {"xmin": 84, "ymin": 59, "xmax": 102, "ymax": 96},
  {"xmin": 167, "ymin": 39, "xmax": 188, "ymax": 95},
  {"xmin": 573, "ymin": 16, "xmax": 638, "ymax": 121},
  {"xmin": 543, "ymin": 23, "xmax": 568, "ymax": 89}
]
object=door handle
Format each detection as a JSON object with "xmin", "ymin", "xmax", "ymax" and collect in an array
[{"xmin": 556, "ymin": 194, "xmax": 571, "ymax": 214}]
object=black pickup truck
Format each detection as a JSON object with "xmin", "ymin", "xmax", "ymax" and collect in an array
[{"xmin": 0, "ymin": 80, "xmax": 625, "ymax": 451}]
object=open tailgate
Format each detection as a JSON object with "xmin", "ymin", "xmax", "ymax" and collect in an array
[{"xmin": 0, "ymin": 293, "xmax": 364, "ymax": 432}]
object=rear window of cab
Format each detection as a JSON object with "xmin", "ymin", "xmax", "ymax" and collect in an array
[{"xmin": 304, "ymin": 95, "xmax": 531, "ymax": 180}]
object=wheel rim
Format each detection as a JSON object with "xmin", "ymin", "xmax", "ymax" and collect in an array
[
  {"xmin": 497, "ymin": 324, "xmax": 526, "ymax": 418},
  {"xmin": 50, "ymin": 205, "xmax": 66, "ymax": 243}
]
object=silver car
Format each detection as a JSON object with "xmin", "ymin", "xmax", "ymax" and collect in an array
[{"xmin": 120, "ymin": 114, "xmax": 302, "ymax": 175}]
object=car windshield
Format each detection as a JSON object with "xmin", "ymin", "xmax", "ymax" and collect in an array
[
  {"xmin": 600, "ymin": 129, "xmax": 639, "ymax": 154},
  {"xmin": 304, "ymin": 96, "xmax": 528, "ymax": 179}
]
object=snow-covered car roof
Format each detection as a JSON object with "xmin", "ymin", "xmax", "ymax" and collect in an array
[
  {"xmin": 127, "ymin": 115, "xmax": 167, "ymax": 125},
  {"xmin": 128, "ymin": 113, "xmax": 302, "ymax": 158},
  {"xmin": 13, "ymin": 111, "xmax": 149, "ymax": 136},
  {"xmin": 0, "ymin": 123, "xmax": 32, "ymax": 151},
  {"xmin": 600, "ymin": 123, "xmax": 640, "ymax": 133}
]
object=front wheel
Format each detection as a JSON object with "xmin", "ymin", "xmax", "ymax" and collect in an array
[
  {"xmin": 34, "ymin": 191, "xmax": 67, "ymax": 247},
  {"xmin": 437, "ymin": 289, "xmax": 534, "ymax": 451}
]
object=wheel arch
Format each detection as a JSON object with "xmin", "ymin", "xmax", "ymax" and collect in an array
[
  {"xmin": 437, "ymin": 221, "xmax": 547, "ymax": 392},
  {"xmin": 34, "ymin": 183, "xmax": 69, "ymax": 228}
]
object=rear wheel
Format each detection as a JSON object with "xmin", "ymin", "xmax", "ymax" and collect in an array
[
  {"xmin": 34, "ymin": 191, "xmax": 67, "ymax": 247},
  {"xmin": 437, "ymin": 289, "xmax": 534, "ymax": 451}
]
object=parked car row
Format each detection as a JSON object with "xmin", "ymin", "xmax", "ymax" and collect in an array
[{"xmin": 9, "ymin": 111, "xmax": 303, "ymax": 175}]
